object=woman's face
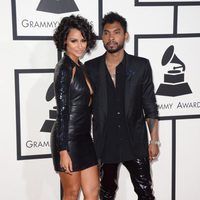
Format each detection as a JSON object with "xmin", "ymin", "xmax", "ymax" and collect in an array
[{"xmin": 65, "ymin": 28, "xmax": 87, "ymax": 62}]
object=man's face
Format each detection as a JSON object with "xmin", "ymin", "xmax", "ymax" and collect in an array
[{"xmin": 102, "ymin": 21, "xmax": 128, "ymax": 53}]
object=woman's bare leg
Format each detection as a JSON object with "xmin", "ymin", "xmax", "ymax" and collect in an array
[
  {"xmin": 81, "ymin": 165, "xmax": 99, "ymax": 200},
  {"xmin": 59, "ymin": 171, "xmax": 81, "ymax": 200}
]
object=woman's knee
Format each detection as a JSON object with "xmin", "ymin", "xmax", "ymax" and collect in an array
[
  {"xmin": 82, "ymin": 183, "xmax": 99, "ymax": 199},
  {"xmin": 63, "ymin": 186, "xmax": 80, "ymax": 199}
]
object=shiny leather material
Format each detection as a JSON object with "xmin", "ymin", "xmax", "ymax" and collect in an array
[
  {"xmin": 100, "ymin": 158, "xmax": 155, "ymax": 200},
  {"xmin": 51, "ymin": 55, "xmax": 97, "ymax": 172}
]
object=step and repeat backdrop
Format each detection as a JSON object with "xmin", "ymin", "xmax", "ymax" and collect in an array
[{"xmin": 1, "ymin": 0, "xmax": 200, "ymax": 199}]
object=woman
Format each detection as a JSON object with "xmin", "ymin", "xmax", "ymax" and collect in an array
[{"xmin": 51, "ymin": 15, "xmax": 99, "ymax": 200}]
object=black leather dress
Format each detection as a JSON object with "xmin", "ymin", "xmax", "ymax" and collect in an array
[{"xmin": 51, "ymin": 54, "xmax": 97, "ymax": 172}]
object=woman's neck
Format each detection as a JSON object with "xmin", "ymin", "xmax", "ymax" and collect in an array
[{"xmin": 66, "ymin": 53, "xmax": 79, "ymax": 66}]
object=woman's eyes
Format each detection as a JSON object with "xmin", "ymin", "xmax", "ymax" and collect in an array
[{"xmin": 70, "ymin": 39, "xmax": 87, "ymax": 43}]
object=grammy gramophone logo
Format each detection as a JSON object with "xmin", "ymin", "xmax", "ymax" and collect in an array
[
  {"xmin": 37, "ymin": 0, "xmax": 79, "ymax": 14},
  {"xmin": 40, "ymin": 83, "xmax": 56, "ymax": 132},
  {"xmin": 156, "ymin": 45, "xmax": 192, "ymax": 97}
]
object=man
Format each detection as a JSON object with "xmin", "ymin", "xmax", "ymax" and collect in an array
[{"xmin": 85, "ymin": 12, "xmax": 159, "ymax": 200}]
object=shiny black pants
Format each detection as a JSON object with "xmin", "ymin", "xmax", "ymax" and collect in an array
[{"xmin": 99, "ymin": 158, "xmax": 155, "ymax": 200}]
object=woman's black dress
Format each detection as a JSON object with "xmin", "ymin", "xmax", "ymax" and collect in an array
[{"xmin": 51, "ymin": 55, "xmax": 97, "ymax": 172}]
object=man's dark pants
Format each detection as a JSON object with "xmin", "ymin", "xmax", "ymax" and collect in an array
[{"xmin": 99, "ymin": 157, "xmax": 155, "ymax": 200}]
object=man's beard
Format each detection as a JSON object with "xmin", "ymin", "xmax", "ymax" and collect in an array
[{"xmin": 103, "ymin": 41, "xmax": 124, "ymax": 53}]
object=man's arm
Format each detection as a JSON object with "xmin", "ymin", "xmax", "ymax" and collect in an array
[{"xmin": 146, "ymin": 118, "xmax": 160, "ymax": 161}]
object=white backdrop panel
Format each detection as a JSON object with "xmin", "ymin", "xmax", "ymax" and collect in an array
[
  {"xmin": 138, "ymin": 37, "xmax": 200, "ymax": 117},
  {"xmin": 178, "ymin": 6, "xmax": 200, "ymax": 33},
  {"xmin": 19, "ymin": 72, "xmax": 54, "ymax": 156},
  {"xmin": 138, "ymin": 0, "xmax": 200, "ymax": 2},
  {"xmin": 176, "ymin": 118, "xmax": 200, "ymax": 200},
  {"xmin": 14, "ymin": 0, "xmax": 99, "ymax": 37}
]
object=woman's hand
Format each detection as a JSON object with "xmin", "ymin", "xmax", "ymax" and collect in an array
[{"xmin": 59, "ymin": 150, "xmax": 73, "ymax": 174}]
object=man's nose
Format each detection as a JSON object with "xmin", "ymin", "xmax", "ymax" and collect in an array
[{"xmin": 109, "ymin": 33, "xmax": 114, "ymax": 41}]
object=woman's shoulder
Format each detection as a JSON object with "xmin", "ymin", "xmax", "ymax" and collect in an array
[
  {"xmin": 54, "ymin": 58, "xmax": 74, "ymax": 83},
  {"xmin": 55, "ymin": 55, "xmax": 74, "ymax": 72}
]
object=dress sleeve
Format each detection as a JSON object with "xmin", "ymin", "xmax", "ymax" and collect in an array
[
  {"xmin": 142, "ymin": 59, "xmax": 158, "ymax": 119},
  {"xmin": 54, "ymin": 64, "xmax": 72, "ymax": 151}
]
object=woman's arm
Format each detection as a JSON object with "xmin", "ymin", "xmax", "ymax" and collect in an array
[{"xmin": 54, "ymin": 64, "xmax": 73, "ymax": 172}]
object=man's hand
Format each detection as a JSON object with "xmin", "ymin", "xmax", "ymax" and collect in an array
[{"xmin": 148, "ymin": 142, "xmax": 159, "ymax": 161}]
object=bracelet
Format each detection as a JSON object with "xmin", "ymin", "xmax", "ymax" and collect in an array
[{"xmin": 150, "ymin": 140, "xmax": 161, "ymax": 146}]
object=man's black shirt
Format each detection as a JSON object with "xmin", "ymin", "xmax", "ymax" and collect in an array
[{"xmin": 101, "ymin": 57, "xmax": 135, "ymax": 163}]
